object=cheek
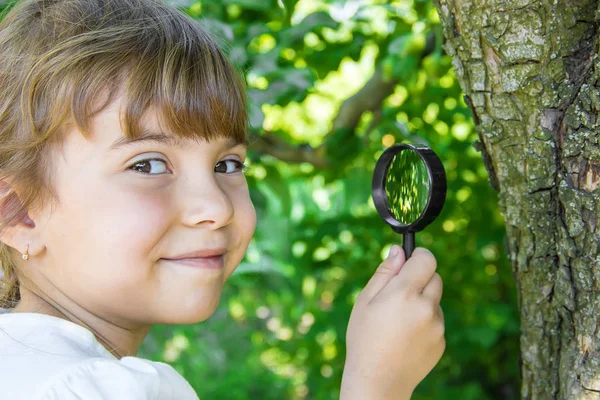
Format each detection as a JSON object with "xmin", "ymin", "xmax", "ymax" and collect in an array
[
  {"xmin": 40, "ymin": 179, "xmax": 173, "ymax": 306},
  {"xmin": 231, "ymin": 182, "xmax": 257, "ymax": 237},
  {"xmin": 59, "ymin": 181, "xmax": 172, "ymax": 264},
  {"xmin": 93, "ymin": 189, "xmax": 172, "ymax": 258},
  {"xmin": 223, "ymin": 186, "xmax": 256, "ymax": 280}
]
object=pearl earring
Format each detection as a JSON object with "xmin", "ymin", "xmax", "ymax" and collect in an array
[{"xmin": 22, "ymin": 243, "xmax": 29, "ymax": 261}]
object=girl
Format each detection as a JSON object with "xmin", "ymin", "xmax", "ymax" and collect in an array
[{"xmin": 0, "ymin": 0, "xmax": 445, "ymax": 399}]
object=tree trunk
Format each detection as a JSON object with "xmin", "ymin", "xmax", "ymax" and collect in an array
[{"xmin": 433, "ymin": 0, "xmax": 600, "ymax": 398}]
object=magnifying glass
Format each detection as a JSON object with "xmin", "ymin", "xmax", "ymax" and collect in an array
[{"xmin": 372, "ymin": 143, "xmax": 447, "ymax": 258}]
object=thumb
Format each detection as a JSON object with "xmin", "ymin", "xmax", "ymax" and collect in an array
[{"xmin": 359, "ymin": 245, "xmax": 406, "ymax": 303}]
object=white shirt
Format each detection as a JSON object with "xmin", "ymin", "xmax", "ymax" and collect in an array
[{"xmin": 0, "ymin": 310, "xmax": 199, "ymax": 399}]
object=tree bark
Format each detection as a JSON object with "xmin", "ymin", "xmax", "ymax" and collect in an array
[{"xmin": 432, "ymin": 0, "xmax": 600, "ymax": 398}]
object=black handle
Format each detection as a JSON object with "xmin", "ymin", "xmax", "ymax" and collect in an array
[{"xmin": 403, "ymin": 232, "xmax": 414, "ymax": 259}]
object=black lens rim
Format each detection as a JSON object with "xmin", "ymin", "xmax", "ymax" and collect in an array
[{"xmin": 372, "ymin": 143, "xmax": 447, "ymax": 234}]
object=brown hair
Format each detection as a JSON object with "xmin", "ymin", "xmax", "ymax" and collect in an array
[{"xmin": 0, "ymin": 0, "xmax": 248, "ymax": 308}]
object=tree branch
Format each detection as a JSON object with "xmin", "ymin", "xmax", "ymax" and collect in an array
[
  {"xmin": 332, "ymin": 66, "xmax": 397, "ymax": 133},
  {"xmin": 248, "ymin": 68, "xmax": 396, "ymax": 168},
  {"xmin": 248, "ymin": 131, "xmax": 329, "ymax": 168},
  {"xmin": 249, "ymin": 32, "xmax": 436, "ymax": 167}
]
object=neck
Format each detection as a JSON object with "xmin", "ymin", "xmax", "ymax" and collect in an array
[{"xmin": 12, "ymin": 286, "xmax": 151, "ymax": 359}]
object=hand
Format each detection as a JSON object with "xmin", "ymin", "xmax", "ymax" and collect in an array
[{"xmin": 340, "ymin": 246, "xmax": 445, "ymax": 400}]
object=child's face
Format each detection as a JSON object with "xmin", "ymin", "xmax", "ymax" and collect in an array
[{"xmin": 30, "ymin": 96, "xmax": 256, "ymax": 326}]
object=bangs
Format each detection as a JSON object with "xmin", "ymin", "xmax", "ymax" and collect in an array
[
  {"xmin": 23, "ymin": 2, "xmax": 248, "ymax": 147},
  {"xmin": 119, "ymin": 27, "xmax": 249, "ymax": 145}
]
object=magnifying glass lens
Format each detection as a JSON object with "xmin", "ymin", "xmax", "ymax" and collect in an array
[{"xmin": 385, "ymin": 149, "xmax": 430, "ymax": 225}]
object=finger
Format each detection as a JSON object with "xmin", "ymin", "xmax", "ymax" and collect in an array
[
  {"xmin": 359, "ymin": 245, "xmax": 406, "ymax": 302},
  {"xmin": 422, "ymin": 273, "xmax": 443, "ymax": 305},
  {"xmin": 393, "ymin": 247, "xmax": 437, "ymax": 292},
  {"xmin": 436, "ymin": 305, "xmax": 445, "ymax": 340}
]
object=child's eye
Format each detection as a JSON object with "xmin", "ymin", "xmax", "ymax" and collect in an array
[
  {"xmin": 128, "ymin": 158, "xmax": 248, "ymax": 175},
  {"xmin": 129, "ymin": 158, "xmax": 170, "ymax": 175},
  {"xmin": 215, "ymin": 159, "xmax": 249, "ymax": 174}
]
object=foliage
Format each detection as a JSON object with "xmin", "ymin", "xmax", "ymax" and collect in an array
[{"xmin": 0, "ymin": 0, "xmax": 521, "ymax": 398}]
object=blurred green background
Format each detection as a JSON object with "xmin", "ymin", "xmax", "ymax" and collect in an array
[
  {"xmin": 142, "ymin": 1, "xmax": 520, "ymax": 398},
  {"xmin": 0, "ymin": 0, "xmax": 521, "ymax": 398}
]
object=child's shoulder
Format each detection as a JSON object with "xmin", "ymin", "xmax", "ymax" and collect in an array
[
  {"xmin": 33, "ymin": 357, "xmax": 199, "ymax": 400},
  {"xmin": 0, "ymin": 312, "xmax": 198, "ymax": 400}
]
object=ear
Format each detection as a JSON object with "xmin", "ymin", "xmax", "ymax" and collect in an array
[{"xmin": 0, "ymin": 181, "xmax": 44, "ymax": 260}]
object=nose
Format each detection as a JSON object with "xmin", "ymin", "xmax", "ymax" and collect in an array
[{"xmin": 179, "ymin": 175, "xmax": 235, "ymax": 229}]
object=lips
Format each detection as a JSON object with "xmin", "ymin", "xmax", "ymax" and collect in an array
[
  {"xmin": 161, "ymin": 248, "xmax": 226, "ymax": 270},
  {"xmin": 162, "ymin": 255, "xmax": 224, "ymax": 270},
  {"xmin": 163, "ymin": 248, "xmax": 226, "ymax": 260}
]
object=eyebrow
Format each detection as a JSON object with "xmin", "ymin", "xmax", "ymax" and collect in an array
[{"xmin": 108, "ymin": 129, "xmax": 249, "ymax": 152}]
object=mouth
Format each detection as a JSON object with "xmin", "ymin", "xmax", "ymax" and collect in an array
[{"xmin": 161, "ymin": 255, "xmax": 224, "ymax": 270}]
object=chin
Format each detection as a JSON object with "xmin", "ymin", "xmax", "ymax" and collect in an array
[{"xmin": 164, "ymin": 296, "xmax": 222, "ymax": 325}]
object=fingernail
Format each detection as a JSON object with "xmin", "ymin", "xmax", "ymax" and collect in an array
[
  {"xmin": 417, "ymin": 247, "xmax": 433, "ymax": 256},
  {"xmin": 389, "ymin": 245, "xmax": 399, "ymax": 258}
]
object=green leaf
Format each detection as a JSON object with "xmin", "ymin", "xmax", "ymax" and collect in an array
[
  {"xmin": 257, "ymin": 164, "xmax": 292, "ymax": 215},
  {"xmin": 246, "ymin": 23, "xmax": 272, "ymax": 45},
  {"xmin": 324, "ymin": 128, "xmax": 362, "ymax": 168},
  {"xmin": 221, "ymin": 0, "xmax": 275, "ymax": 11},
  {"xmin": 251, "ymin": 51, "xmax": 280, "ymax": 77},
  {"xmin": 388, "ymin": 32, "xmax": 426, "ymax": 56},
  {"xmin": 281, "ymin": 0, "xmax": 298, "ymax": 25},
  {"xmin": 249, "ymin": 68, "xmax": 314, "ymax": 106},
  {"xmin": 392, "ymin": 54, "xmax": 419, "ymax": 82},
  {"xmin": 232, "ymin": 260, "xmax": 290, "ymax": 276},
  {"xmin": 197, "ymin": 18, "xmax": 234, "ymax": 44},
  {"xmin": 465, "ymin": 326, "xmax": 500, "ymax": 348},
  {"xmin": 228, "ymin": 46, "xmax": 249, "ymax": 67},
  {"xmin": 343, "ymin": 167, "xmax": 373, "ymax": 211},
  {"xmin": 247, "ymin": 100, "xmax": 265, "ymax": 129},
  {"xmin": 279, "ymin": 11, "xmax": 339, "ymax": 47}
]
